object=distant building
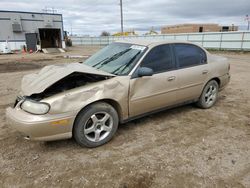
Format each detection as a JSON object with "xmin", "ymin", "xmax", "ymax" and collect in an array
[
  {"xmin": 112, "ymin": 30, "xmax": 138, "ymax": 36},
  {"xmin": 161, "ymin": 24, "xmax": 238, "ymax": 34},
  {"xmin": 0, "ymin": 10, "xmax": 64, "ymax": 51}
]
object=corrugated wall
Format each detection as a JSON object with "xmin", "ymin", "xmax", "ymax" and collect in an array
[
  {"xmin": 0, "ymin": 11, "xmax": 64, "ymax": 51},
  {"xmin": 70, "ymin": 31, "xmax": 250, "ymax": 51}
]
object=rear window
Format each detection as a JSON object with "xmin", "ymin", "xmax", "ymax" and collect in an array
[{"xmin": 174, "ymin": 44, "xmax": 207, "ymax": 68}]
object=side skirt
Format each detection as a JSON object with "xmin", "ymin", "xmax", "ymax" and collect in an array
[{"xmin": 120, "ymin": 99, "xmax": 198, "ymax": 124}]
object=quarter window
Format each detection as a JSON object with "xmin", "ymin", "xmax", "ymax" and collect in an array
[
  {"xmin": 140, "ymin": 44, "xmax": 174, "ymax": 73},
  {"xmin": 174, "ymin": 44, "xmax": 207, "ymax": 68}
]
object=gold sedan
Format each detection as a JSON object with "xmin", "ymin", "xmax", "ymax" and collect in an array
[{"xmin": 6, "ymin": 40, "xmax": 230, "ymax": 147}]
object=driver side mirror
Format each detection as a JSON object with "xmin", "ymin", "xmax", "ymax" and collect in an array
[{"xmin": 137, "ymin": 67, "xmax": 153, "ymax": 77}]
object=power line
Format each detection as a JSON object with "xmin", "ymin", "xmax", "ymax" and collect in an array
[{"xmin": 42, "ymin": 6, "xmax": 57, "ymax": 14}]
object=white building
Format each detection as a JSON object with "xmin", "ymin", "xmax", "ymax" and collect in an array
[{"xmin": 0, "ymin": 10, "xmax": 64, "ymax": 51}]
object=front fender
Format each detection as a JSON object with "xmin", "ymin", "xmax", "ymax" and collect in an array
[{"xmin": 42, "ymin": 76, "xmax": 130, "ymax": 120}]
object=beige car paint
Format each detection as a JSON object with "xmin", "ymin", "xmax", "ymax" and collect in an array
[
  {"xmin": 6, "ymin": 40, "xmax": 230, "ymax": 141},
  {"xmin": 175, "ymin": 64, "xmax": 211, "ymax": 102},
  {"xmin": 42, "ymin": 76, "xmax": 130, "ymax": 118},
  {"xmin": 6, "ymin": 104, "xmax": 76, "ymax": 141},
  {"xmin": 129, "ymin": 70, "xmax": 179, "ymax": 116}
]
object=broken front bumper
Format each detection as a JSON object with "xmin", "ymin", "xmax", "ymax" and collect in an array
[{"xmin": 6, "ymin": 106, "xmax": 76, "ymax": 141}]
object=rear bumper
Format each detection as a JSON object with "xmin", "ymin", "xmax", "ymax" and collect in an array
[
  {"xmin": 219, "ymin": 73, "xmax": 230, "ymax": 90},
  {"xmin": 6, "ymin": 107, "xmax": 76, "ymax": 141}
]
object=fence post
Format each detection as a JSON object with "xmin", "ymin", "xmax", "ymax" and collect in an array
[
  {"xmin": 219, "ymin": 33, "xmax": 223, "ymax": 50},
  {"xmin": 241, "ymin": 32, "xmax": 245, "ymax": 51},
  {"xmin": 201, "ymin": 33, "xmax": 204, "ymax": 47}
]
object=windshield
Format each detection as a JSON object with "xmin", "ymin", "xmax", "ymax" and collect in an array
[{"xmin": 84, "ymin": 43, "xmax": 146, "ymax": 75}]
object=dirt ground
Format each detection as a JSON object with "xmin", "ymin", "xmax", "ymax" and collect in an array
[{"xmin": 0, "ymin": 46, "xmax": 249, "ymax": 188}]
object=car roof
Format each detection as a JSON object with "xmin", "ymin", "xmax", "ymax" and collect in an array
[
  {"xmin": 115, "ymin": 39, "xmax": 198, "ymax": 47},
  {"xmin": 115, "ymin": 39, "xmax": 208, "ymax": 53}
]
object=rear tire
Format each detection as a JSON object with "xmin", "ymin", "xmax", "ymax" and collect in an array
[
  {"xmin": 73, "ymin": 102, "xmax": 119, "ymax": 148},
  {"xmin": 197, "ymin": 80, "xmax": 219, "ymax": 109}
]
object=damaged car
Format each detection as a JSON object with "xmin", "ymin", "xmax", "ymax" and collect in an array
[{"xmin": 6, "ymin": 40, "xmax": 230, "ymax": 147}]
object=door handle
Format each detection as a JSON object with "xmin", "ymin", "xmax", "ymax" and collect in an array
[
  {"xmin": 202, "ymin": 70, "xmax": 209, "ymax": 74},
  {"xmin": 167, "ymin": 76, "xmax": 176, "ymax": 81}
]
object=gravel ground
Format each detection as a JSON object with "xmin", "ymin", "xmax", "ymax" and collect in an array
[{"xmin": 0, "ymin": 47, "xmax": 249, "ymax": 188}]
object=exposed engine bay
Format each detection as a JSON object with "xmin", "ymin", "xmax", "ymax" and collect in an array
[{"xmin": 27, "ymin": 72, "xmax": 112, "ymax": 101}]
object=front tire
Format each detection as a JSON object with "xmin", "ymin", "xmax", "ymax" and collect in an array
[
  {"xmin": 197, "ymin": 80, "xmax": 219, "ymax": 109},
  {"xmin": 73, "ymin": 102, "xmax": 119, "ymax": 148}
]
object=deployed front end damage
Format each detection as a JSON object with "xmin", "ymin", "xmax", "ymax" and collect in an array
[
  {"xmin": 21, "ymin": 62, "xmax": 115, "ymax": 96},
  {"xmin": 6, "ymin": 62, "xmax": 129, "ymax": 141},
  {"xmin": 27, "ymin": 72, "xmax": 112, "ymax": 100}
]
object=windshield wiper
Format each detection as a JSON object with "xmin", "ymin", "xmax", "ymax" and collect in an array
[
  {"xmin": 92, "ymin": 48, "xmax": 131, "ymax": 69},
  {"xmin": 112, "ymin": 51, "xmax": 141, "ymax": 75}
]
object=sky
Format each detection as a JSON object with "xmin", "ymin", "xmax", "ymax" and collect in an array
[{"xmin": 0, "ymin": 0, "xmax": 249, "ymax": 36}]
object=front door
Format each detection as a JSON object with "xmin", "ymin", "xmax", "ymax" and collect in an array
[{"xmin": 129, "ymin": 44, "xmax": 178, "ymax": 117}]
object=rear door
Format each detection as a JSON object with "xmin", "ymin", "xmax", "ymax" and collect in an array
[
  {"xmin": 173, "ymin": 44, "xmax": 210, "ymax": 102},
  {"xmin": 129, "ymin": 44, "xmax": 178, "ymax": 117}
]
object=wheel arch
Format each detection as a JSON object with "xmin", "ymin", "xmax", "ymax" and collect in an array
[
  {"xmin": 199, "ymin": 77, "xmax": 221, "ymax": 99},
  {"xmin": 100, "ymin": 99, "xmax": 123, "ymax": 122},
  {"xmin": 73, "ymin": 99, "xmax": 123, "ymax": 129},
  {"xmin": 211, "ymin": 77, "xmax": 221, "ymax": 87},
  {"xmin": 203, "ymin": 77, "xmax": 220, "ymax": 89}
]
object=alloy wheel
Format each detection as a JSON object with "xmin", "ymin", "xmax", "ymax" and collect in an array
[
  {"xmin": 83, "ymin": 112, "xmax": 113, "ymax": 142},
  {"xmin": 204, "ymin": 85, "xmax": 217, "ymax": 106}
]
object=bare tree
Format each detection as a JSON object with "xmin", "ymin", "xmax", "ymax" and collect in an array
[{"xmin": 100, "ymin": 31, "xmax": 110, "ymax": 36}]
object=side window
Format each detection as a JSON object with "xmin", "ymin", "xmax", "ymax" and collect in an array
[
  {"xmin": 174, "ymin": 44, "xmax": 207, "ymax": 68},
  {"xmin": 140, "ymin": 44, "xmax": 174, "ymax": 73}
]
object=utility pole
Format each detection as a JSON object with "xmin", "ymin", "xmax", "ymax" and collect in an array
[
  {"xmin": 246, "ymin": 15, "xmax": 250, "ymax": 31},
  {"xmin": 70, "ymin": 23, "xmax": 73, "ymax": 36},
  {"xmin": 120, "ymin": 0, "xmax": 124, "ymax": 34}
]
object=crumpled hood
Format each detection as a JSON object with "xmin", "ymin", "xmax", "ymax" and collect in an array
[{"xmin": 21, "ymin": 62, "xmax": 115, "ymax": 96}]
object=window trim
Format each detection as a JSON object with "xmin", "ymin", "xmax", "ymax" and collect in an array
[{"xmin": 173, "ymin": 43, "xmax": 207, "ymax": 70}]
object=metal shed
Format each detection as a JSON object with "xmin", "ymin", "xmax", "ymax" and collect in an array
[{"xmin": 0, "ymin": 10, "xmax": 64, "ymax": 51}]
